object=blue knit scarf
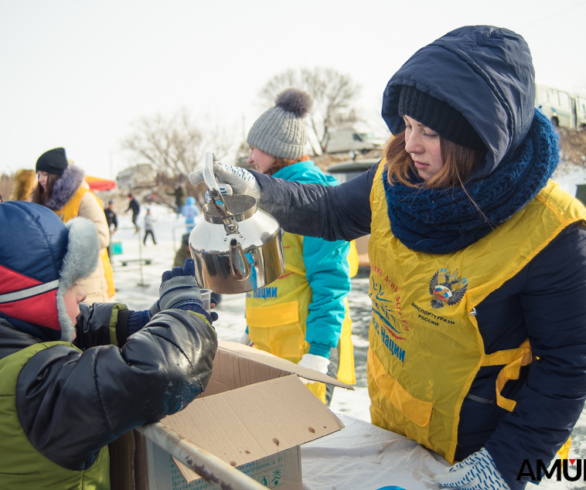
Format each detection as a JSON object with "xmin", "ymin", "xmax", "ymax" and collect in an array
[{"xmin": 383, "ymin": 110, "xmax": 559, "ymax": 254}]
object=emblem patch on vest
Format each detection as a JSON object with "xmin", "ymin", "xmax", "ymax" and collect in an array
[{"xmin": 429, "ymin": 268, "xmax": 467, "ymax": 309}]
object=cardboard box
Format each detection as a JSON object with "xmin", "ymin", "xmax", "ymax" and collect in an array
[{"xmin": 111, "ymin": 341, "xmax": 353, "ymax": 490}]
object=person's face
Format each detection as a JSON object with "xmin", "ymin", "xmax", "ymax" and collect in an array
[
  {"xmin": 108, "ymin": 203, "xmax": 115, "ymax": 210},
  {"xmin": 63, "ymin": 283, "xmax": 87, "ymax": 330},
  {"xmin": 403, "ymin": 115, "xmax": 444, "ymax": 181},
  {"xmin": 247, "ymin": 147, "xmax": 276, "ymax": 174},
  {"xmin": 37, "ymin": 171, "xmax": 49, "ymax": 190}
]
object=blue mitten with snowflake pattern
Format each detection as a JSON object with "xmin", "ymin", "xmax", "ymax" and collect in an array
[{"xmin": 436, "ymin": 448, "xmax": 510, "ymax": 490}]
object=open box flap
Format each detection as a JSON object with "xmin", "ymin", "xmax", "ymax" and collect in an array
[
  {"xmin": 218, "ymin": 340, "xmax": 354, "ymax": 390},
  {"xmin": 160, "ymin": 374, "xmax": 344, "ymax": 483}
]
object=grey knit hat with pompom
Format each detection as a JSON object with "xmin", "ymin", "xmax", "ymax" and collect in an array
[{"xmin": 247, "ymin": 88, "xmax": 313, "ymax": 159}]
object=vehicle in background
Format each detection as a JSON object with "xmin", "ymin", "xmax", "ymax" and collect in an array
[
  {"xmin": 535, "ymin": 84, "xmax": 586, "ymax": 130},
  {"xmin": 576, "ymin": 184, "xmax": 586, "ymax": 207},
  {"xmin": 326, "ymin": 158, "xmax": 380, "ymax": 272},
  {"xmin": 325, "ymin": 158, "xmax": 379, "ymax": 184},
  {"xmin": 324, "ymin": 129, "xmax": 386, "ymax": 155},
  {"xmin": 116, "ymin": 164, "xmax": 157, "ymax": 189}
]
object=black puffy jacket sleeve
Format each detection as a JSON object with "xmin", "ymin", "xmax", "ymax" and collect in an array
[
  {"xmin": 252, "ymin": 163, "xmax": 378, "ymax": 241},
  {"xmin": 74, "ymin": 302, "xmax": 132, "ymax": 348},
  {"xmin": 16, "ymin": 304, "xmax": 217, "ymax": 471}
]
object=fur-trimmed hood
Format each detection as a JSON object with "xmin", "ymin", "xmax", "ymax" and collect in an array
[
  {"xmin": 45, "ymin": 164, "xmax": 85, "ymax": 210},
  {"xmin": 9, "ymin": 169, "xmax": 36, "ymax": 201},
  {"xmin": 0, "ymin": 202, "xmax": 99, "ymax": 341}
]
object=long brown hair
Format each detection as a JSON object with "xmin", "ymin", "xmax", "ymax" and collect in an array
[
  {"xmin": 31, "ymin": 173, "xmax": 59, "ymax": 205},
  {"xmin": 385, "ymin": 131, "xmax": 486, "ymax": 189}
]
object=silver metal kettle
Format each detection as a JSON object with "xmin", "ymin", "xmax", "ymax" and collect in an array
[{"xmin": 189, "ymin": 153, "xmax": 285, "ymax": 294}]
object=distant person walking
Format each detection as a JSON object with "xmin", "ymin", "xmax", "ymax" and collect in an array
[
  {"xmin": 143, "ymin": 208, "xmax": 157, "ymax": 245},
  {"xmin": 168, "ymin": 183, "xmax": 185, "ymax": 218},
  {"xmin": 182, "ymin": 196, "xmax": 199, "ymax": 233},
  {"xmin": 126, "ymin": 193, "xmax": 140, "ymax": 233},
  {"xmin": 104, "ymin": 199, "xmax": 118, "ymax": 258},
  {"xmin": 104, "ymin": 200, "xmax": 118, "ymax": 234}
]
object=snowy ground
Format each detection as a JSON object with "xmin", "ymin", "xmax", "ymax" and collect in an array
[{"xmin": 111, "ymin": 199, "xmax": 586, "ymax": 489}]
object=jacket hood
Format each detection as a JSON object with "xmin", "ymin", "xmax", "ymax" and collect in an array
[
  {"xmin": 45, "ymin": 164, "xmax": 85, "ymax": 210},
  {"xmin": 9, "ymin": 169, "xmax": 36, "ymax": 201},
  {"xmin": 0, "ymin": 202, "xmax": 99, "ymax": 341},
  {"xmin": 382, "ymin": 25, "xmax": 535, "ymax": 178},
  {"xmin": 272, "ymin": 160, "xmax": 339, "ymax": 187},
  {"xmin": 185, "ymin": 196, "xmax": 196, "ymax": 206}
]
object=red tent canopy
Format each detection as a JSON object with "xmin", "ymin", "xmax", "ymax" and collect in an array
[{"xmin": 85, "ymin": 176, "xmax": 116, "ymax": 191}]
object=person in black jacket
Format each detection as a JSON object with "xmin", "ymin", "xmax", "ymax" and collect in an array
[
  {"xmin": 167, "ymin": 182, "xmax": 185, "ymax": 217},
  {"xmin": 104, "ymin": 199, "xmax": 118, "ymax": 259},
  {"xmin": 189, "ymin": 26, "xmax": 586, "ymax": 490},
  {"xmin": 126, "ymin": 193, "xmax": 140, "ymax": 232},
  {"xmin": 0, "ymin": 201, "xmax": 217, "ymax": 489},
  {"xmin": 104, "ymin": 199, "xmax": 118, "ymax": 234}
]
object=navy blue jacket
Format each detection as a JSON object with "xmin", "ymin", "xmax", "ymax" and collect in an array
[
  {"xmin": 255, "ymin": 164, "xmax": 586, "ymax": 486},
  {"xmin": 250, "ymin": 26, "xmax": 586, "ymax": 489}
]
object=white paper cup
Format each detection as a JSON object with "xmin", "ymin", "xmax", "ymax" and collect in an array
[{"xmin": 200, "ymin": 289, "xmax": 212, "ymax": 313}]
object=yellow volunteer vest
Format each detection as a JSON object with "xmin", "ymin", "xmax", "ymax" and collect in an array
[
  {"xmin": 246, "ymin": 232, "xmax": 356, "ymax": 403},
  {"xmin": 56, "ymin": 186, "xmax": 116, "ymax": 298},
  {"xmin": 367, "ymin": 161, "xmax": 586, "ymax": 463}
]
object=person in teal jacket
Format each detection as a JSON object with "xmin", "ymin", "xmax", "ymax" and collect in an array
[
  {"xmin": 182, "ymin": 195, "xmax": 199, "ymax": 233},
  {"xmin": 241, "ymin": 88, "xmax": 355, "ymax": 405}
]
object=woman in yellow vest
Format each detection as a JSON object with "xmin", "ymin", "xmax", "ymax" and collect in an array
[
  {"xmin": 241, "ymin": 88, "xmax": 356, "ymax": 405},
  {"xmin": 32, "ymin": 147, "xmax": 115, "ymax": 303},
  {"xmin": 189, "ymin": 26, "xmax": 586, "ymax": 489}
]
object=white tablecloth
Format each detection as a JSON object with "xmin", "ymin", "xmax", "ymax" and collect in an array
[
  {"xmin": 301, "ymin": 413, "xmax": 568, "ymax": 490},
  {"xmin": 301, "ymin": 413, "xmax": 448, "ymax": 490}
]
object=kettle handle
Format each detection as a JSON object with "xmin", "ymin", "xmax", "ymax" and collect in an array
[
  {"xmin": 203, "ymin": 152, "xmax": 239, "ymax": 234},
  {"xmin": 229, "ymin": 239, "xmax": 251, "ymax": 281}
]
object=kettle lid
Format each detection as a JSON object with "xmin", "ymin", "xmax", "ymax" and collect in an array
[{"xmin": 203, "ymin": 195, "xmax": 257, "ymax": 224}]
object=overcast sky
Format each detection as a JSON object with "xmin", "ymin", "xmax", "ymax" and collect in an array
[{"xmin": 1, "ymin": 0, "xmax": 585, "ymax": 178}]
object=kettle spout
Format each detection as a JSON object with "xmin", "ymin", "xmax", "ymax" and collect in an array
[{"xmin": 229, "ymin": 239, "xmax": 251, "ymax": 281}]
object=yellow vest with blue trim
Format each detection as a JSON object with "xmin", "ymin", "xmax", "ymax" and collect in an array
[
  {"xmin": 0, "ymin": 342, "xmax": 110, "ymax": 489},
  {"xmin": 367, "ymin": 161, "xmax": 586, "ymax": 463},
  {"xmin": 246, "ymin": 232, "xmax": 357, "ymax": 402}
]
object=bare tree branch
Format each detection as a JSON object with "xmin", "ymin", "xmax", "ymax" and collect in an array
[{"xmin": 120, "ymin": 108, "xmax": 233, "ymax": 177}]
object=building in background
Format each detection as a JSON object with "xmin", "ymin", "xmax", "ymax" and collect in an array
[{"xmin": 116, "ymin": 164, "xmax": 156, "ymax": 190}]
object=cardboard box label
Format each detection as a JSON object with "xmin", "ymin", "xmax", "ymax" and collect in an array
[{"xmin": 146, "ymin": 439, "xmax": 301, "ymax": 490}]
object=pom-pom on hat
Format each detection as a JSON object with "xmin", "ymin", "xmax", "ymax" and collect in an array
[
  {"xmin": 35, "ymin": 147, "xmax": 68, "ymax": 176},
  {"xmin": 247, "ymin": 88, "xmax": 313, "ymax": 159}
]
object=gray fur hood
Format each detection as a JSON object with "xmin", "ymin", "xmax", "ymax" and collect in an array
[{"xmin": 45, "ymin": 165, "xmax": 85, "ymax": 210}]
